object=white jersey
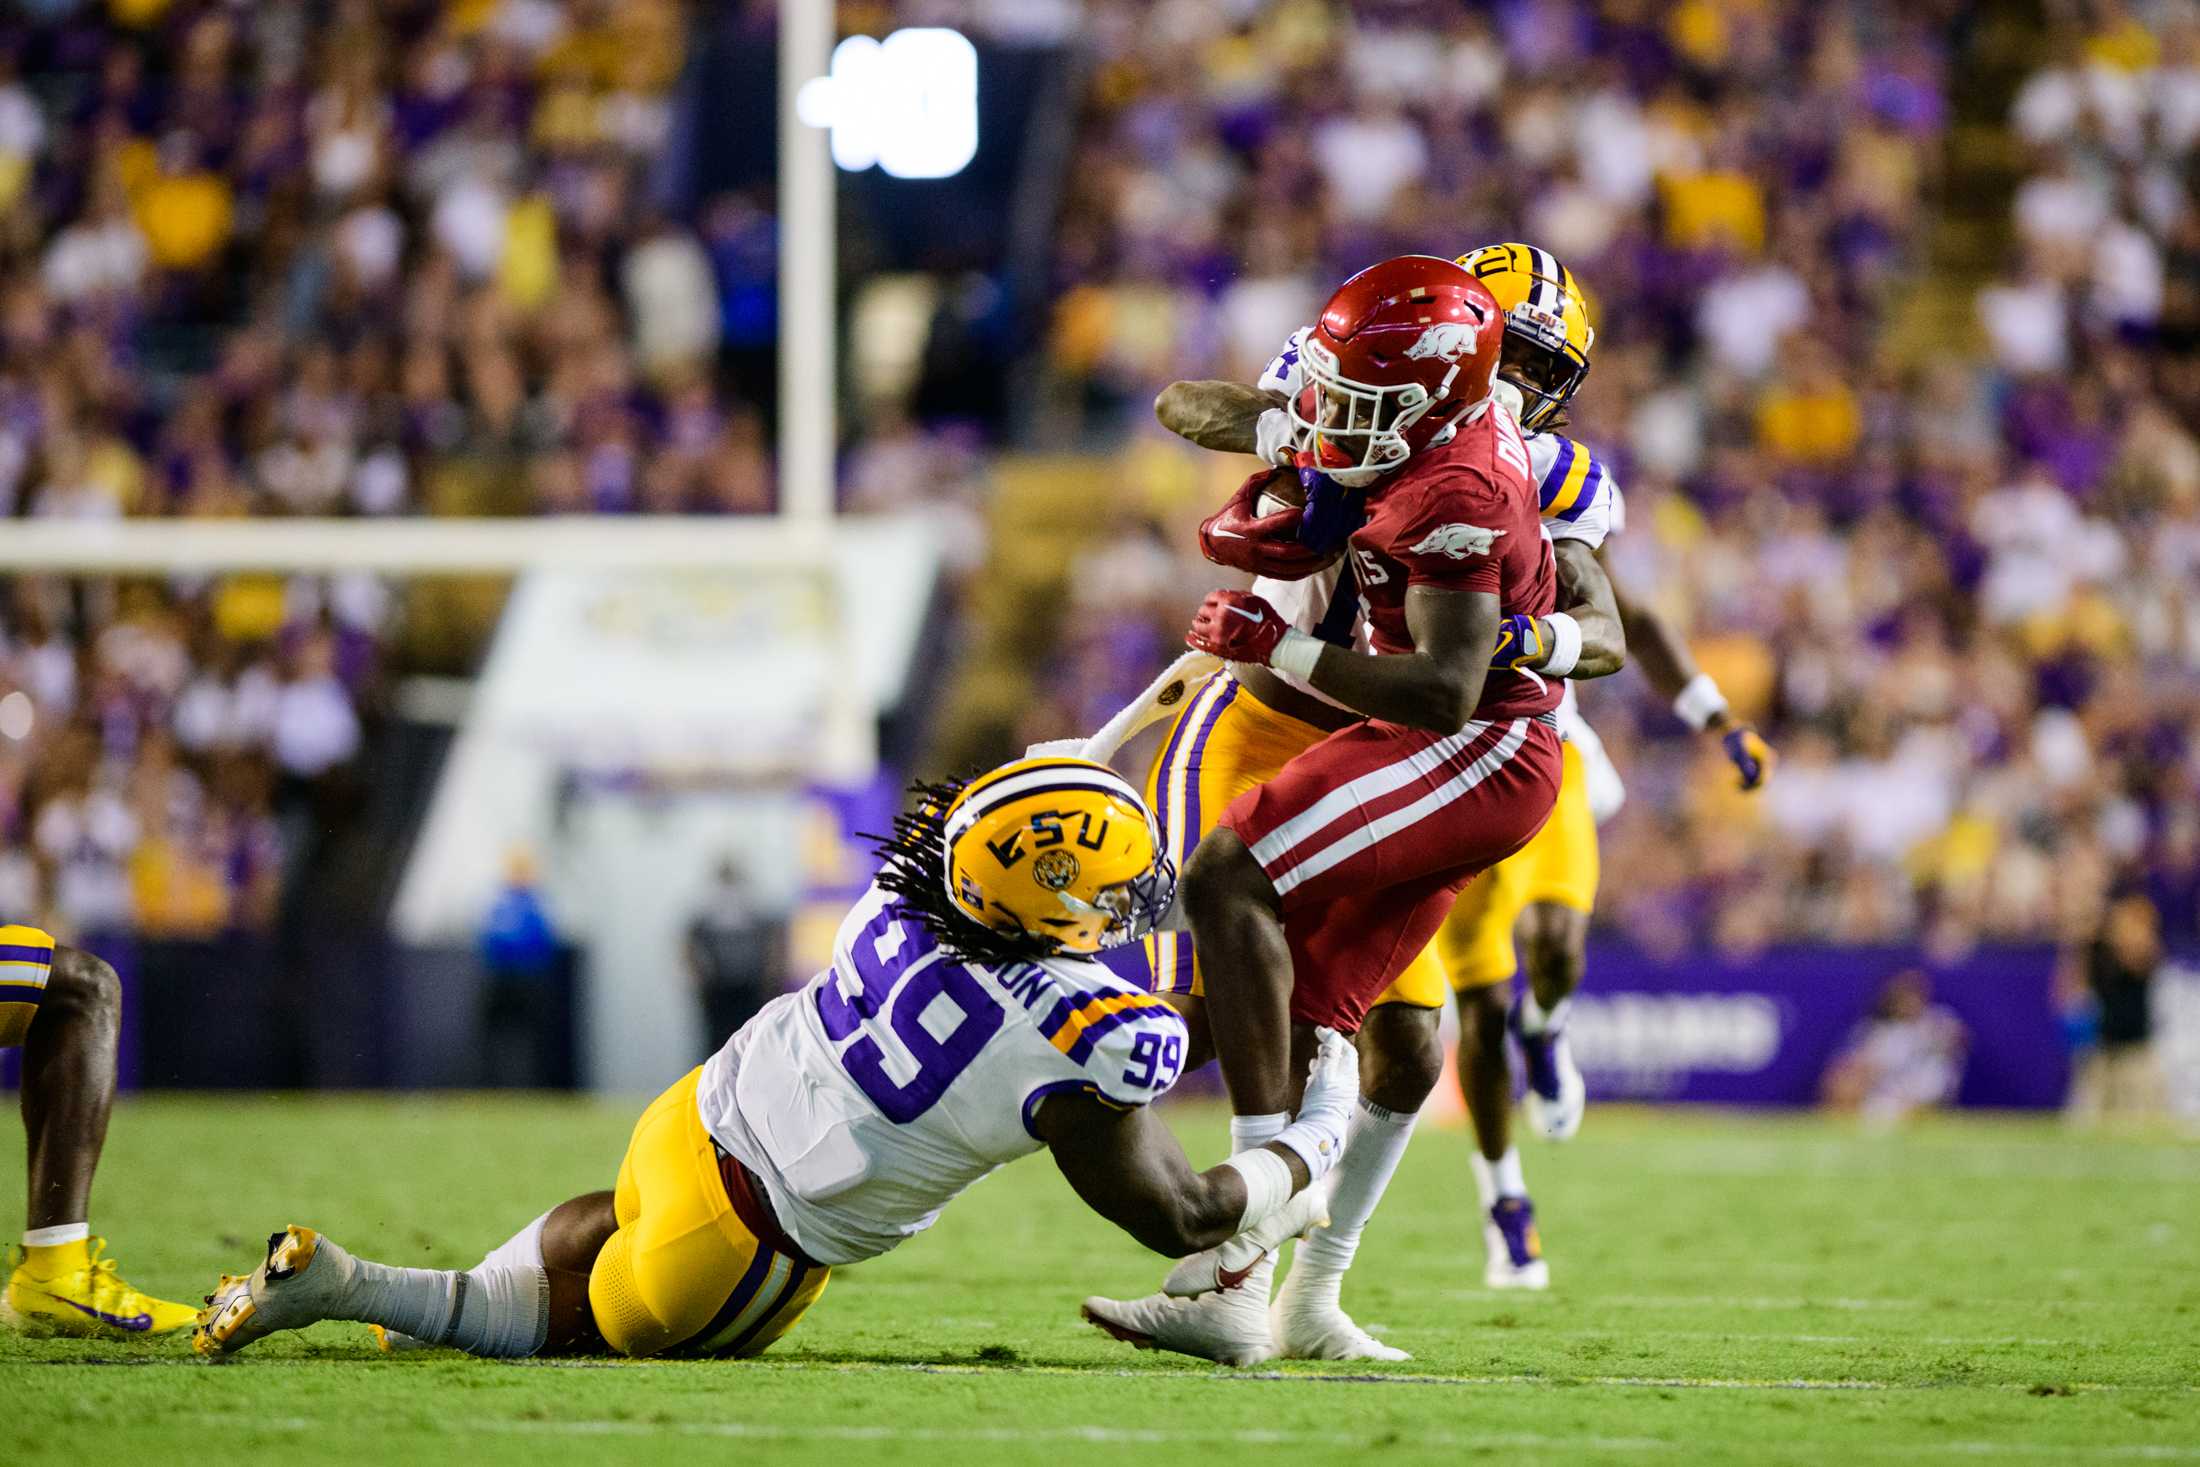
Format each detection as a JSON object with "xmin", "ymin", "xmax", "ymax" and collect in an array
[
  {"xmin": 697, "ymin": 882, "xmax": 1188, "ymax": 1266},
  {"xmin": 1255, "ymin": 323, "xmax": 1629, "ymax": 825}
]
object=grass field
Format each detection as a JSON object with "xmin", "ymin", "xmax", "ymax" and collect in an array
[{"xmin": 2, "ymin": 1095, "xmax": 2196, "ymax": 1465}]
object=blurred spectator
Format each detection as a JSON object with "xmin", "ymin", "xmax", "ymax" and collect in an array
[
  {"xmin": 684, "ymin": 856, "xmax": 786, "ymax": 1049},
  {"xmin": 2065, "ymin": 889, "xmax": 2170, "ymax": 1124},
  {"xmin": 478, "ymin": 848, "xmax": 562, "ymax": 1089},
  {"xmin": 1820, "ymin": 970, "xmax": 1970, "ymax": 1125}
]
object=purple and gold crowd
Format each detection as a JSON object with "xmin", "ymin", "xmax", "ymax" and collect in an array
[{"xmin": 1025, "ymin": 0, "xmax": 2200, "ymax": 952}]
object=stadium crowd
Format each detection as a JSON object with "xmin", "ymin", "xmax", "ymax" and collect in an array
[
  {"xmin": 0, "ymin": 0, "xmax": 2193, "ymax": 962},
  {"xmin": 1031, "ymin": 0, "xmax": 2200, "ymax": 952},
  {"xmin": 0, "ymin": 0, "xmax": 772, "ymax": 940}
]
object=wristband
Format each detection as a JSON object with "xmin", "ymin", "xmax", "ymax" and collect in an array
[
  {"xmin": 1255, "ymin": 407, "xmax": 1297, "ymax": 466},
  {"xmin": 1218, "ymin": 1147, "xmax": 1295, "ymax": 1234},
  {"xmin": 1271, "ymin": 1114, "xmax": 1345, "ymax": 1183},
  {"xmin": 1539, "ymin": 612, "xmax": 1582, "ymax": 678},
  {"xmin": 1269, "ymin": 628, "xmax": 1325, "ymax": 682},
  {"xmin": 1673, "ymin": 672, "xmax": 1729, "ymax": 732}
]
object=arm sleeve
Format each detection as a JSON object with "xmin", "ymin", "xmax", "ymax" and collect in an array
[
  {"xmin": 1256, "ymin": 326, "xmax": 1313, "ymax": 398},
  {"xmin": 1388, "ymin": 469, "xmax": 1510, "ymax": 594}
]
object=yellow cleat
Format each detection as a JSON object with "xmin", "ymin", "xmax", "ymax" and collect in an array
[{"xmin": 3, "ymin": 1239, "xmax": 200, "ymax": 1336}]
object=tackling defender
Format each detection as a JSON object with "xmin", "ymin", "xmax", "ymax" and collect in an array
[
  {"xmin": 196, "ymin": 757, "xmax": 1358, "ymax": 1363},
  {"xmin": 1, "ymin": 927, "xmax": 197, "ymax": 1335},
  {"xmin": 1084, "ymin": 256, "xmax": 1625, "ymax": 1363}
]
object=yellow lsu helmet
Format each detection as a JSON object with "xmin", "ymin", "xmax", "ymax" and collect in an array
[
  {"xmin": 1454, "ymin": 242, "xmax": 1595, "ymax": 431},
  {"xmin": 941, "ymin": 756, "xmax": 1175, "ymax": 954}
]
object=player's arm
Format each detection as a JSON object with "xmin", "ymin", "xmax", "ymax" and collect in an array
[
  {"xmin": 1598, "ymin": 548, "xmax": 1775, "ymax": 790},
  {"xmin": 1035, "ymin": 1098, "xmax": 1305, "ymax": 1256},
  {"xmin": 1032, "ymin": 1027, "xmax": 1358, "ymax": 1257},
  {"xmin": 1501, "ymin": 538, "xmax": 1624, "ymax": 679},
  {"xmin": 1154, "ymin": 380, "xmax": 1284, "ymax": 459},
  {"xmin": 1229, "ymin": 581, "xmax": 1502, "ymax": 734}
]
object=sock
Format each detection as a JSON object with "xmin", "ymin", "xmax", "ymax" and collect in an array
[
  {"xmin": 1469, "ymin": 1146, "xmax": 1528, "ymax": 1207},
  {"xmin": 1283, "ymin": 1098, "xmax": 1417, "ymax": 1312},
  {"xmin": 21, "ymin": 1223, "xmax": 90, "ymax": 1277},
  {"xmin": 477, "ymin": 1209, "xmax": 551, "ymax": 1273},
  {"xmin": 341, "ymin": 1255, "xmax": 549, "ymax": 1359},
  {"xmin": 1516, "ymin": 994, "xmax": 1572, "ymax": 1037},
  {"xmin": 1230, "ymin": 1112, "xmax": 1288, "ymax": 1153}
]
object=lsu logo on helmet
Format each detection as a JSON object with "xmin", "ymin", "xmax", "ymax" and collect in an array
[
  {"xmin": 941, "ymin": 757, "xmax": 1175, "ymax": 954},
  {"xmin": 1453, "ymin": 242, "xmax": 1595, "ymax": 432},
  {"xmin": 1404, "ymin": 322, "xmax": 1481, "ymax": 363},
  {"xmin": 1410, "ymin": 523, "xmax": 1505, "ymax": 559}
]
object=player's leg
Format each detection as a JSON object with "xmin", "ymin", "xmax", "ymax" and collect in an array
[
  {"xmin": 1437, "ymin": 870, "xmax": 1549, "ymax": 1290},
  {"xmin": 371, "ymin": 1190, "xmax": 616, "ymax": 1355},
  {"xmin": 1512, "ymin": 901, "xmax": 1589, "ymax": 1140},
  {"xmin": 1508, "ymin": 743, "xmax": 1598, "ymax": 1141},
  {"xmin": 3, "ymin": 937, "xmax": 197, "ymax": 1335},
  {"xmin": 1271, "ymin": 986, "xmax": 1443, "ymax": 1362}
]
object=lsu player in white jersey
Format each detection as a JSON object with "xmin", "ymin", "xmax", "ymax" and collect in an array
[{"xmin": 194, "ymin": 758, "xmax": 1360, "ymax": 1364}]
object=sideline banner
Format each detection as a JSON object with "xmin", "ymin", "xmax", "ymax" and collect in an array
[{"xmin": 1569, "ymin": 943, "xmax": 2064, "ymax": 1109}]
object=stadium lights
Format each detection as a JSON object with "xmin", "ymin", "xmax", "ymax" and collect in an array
[{"xmin": 794, "ymin": 28, "xmax": 979, "ymax": 180}]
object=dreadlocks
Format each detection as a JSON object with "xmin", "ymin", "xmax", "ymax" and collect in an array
[{"xmin": 866, "ymin": 775, "xmax": 1067, "ymax": 969}]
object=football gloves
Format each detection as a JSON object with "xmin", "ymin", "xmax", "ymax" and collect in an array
[
  {"xmin": 1722, "ymin": 725, "xmax": 1775, "ymax": 791},
  {"xmin": 1490, "ymin": 612, "xmax": 1546, "ymax": 671},
  {"xmin": 1197, "ymin": 469, "xmax": 1340, "ymax": 581},
  {"xmin": 1185, "ymin": 589, "xmax": 1287, "ymax": 665}
]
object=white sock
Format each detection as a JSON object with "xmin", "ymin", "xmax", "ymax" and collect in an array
[
  {"xmin": 1283, "ymin": 1099, "xmax": 1416, "ymax": 1312},
  {"xmin": 1469, "ymin": 1146, "xmax": 1528, "ymax": 1207},
  {"xmin": 23, "ymin": 1223, "xmax": 90, "ymax": 1248},
  {"xmin": 342, "ymin": 1256, "xmax": 549, "ymax": 1358},
  {"xmin": 477, "ymin": 1209, "xmax": 552, "ymax": 1273},
  {"xmin": 1230, "ymin": 1112, "xmax": 1288, "ymax": 1153},
  {"xmin": 1515, "ymin": 994, "xmax": 1571, "ymax": 1036}
]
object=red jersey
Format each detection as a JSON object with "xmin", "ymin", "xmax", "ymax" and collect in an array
[{"xmin": 1344, "ymin": 403, "xmax": 1560, "ymax": 721}]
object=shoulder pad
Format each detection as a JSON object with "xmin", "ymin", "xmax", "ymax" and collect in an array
[
  {"xmin": 1257, "ymin": 326, "xmax": 1312, "ymax": 398},
  {"xmin": 1034, "ymin": 982, "xmax": 1189, "ymax": 1107},
  {"xmin": 1534, "ymin": 436, "xmax": 1618, "ymax": 546}
]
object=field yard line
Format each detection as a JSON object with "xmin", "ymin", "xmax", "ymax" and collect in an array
[
  {"xmin": 169, "ymin": 1412, "xmax": 2200, "ymax": 1460},
  {"xmin": 1434, "ymin": 1325, "xmax": 2129, "ymax": 1349},
  {"xmin": 1461, "ymin": 1293, "xmax": 2139, "ymax": 1313}
]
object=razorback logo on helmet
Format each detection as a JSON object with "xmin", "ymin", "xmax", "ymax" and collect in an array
[
  {"xmin": 1410, "ymin": 523, "xmax": 1506, "ymax": 559},
  {"xmin": 1403, "ymin": 322, "xmax": 1481, "ymax": 363}
]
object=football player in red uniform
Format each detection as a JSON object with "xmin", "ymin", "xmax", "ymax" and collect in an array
[{"xmin": 1085, "ymin": 256, "xmax": 1626, "ymax": 1361}]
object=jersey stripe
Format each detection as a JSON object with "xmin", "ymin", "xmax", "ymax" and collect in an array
[
  {"xmin": 1556, "ymin": 456, "xmax": 1605, "ymax": 522},
  {"xmin": 1047, "ymin": 990, "xmax": 1174, "ymax": 1060},
  {"xmin": 1542, "ymin": 440, "xmax": 1597, "ymax": 520}
]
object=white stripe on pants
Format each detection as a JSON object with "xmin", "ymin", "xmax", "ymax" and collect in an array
[
  {"xmin": 1246, "ymin": 720, "xmax": 1491, "ymax": 870},
  {"xmin": 1271, "ymin": 719, "xmax": 1531, "ymax": 897}
]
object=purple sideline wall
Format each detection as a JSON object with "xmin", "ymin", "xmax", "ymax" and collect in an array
[
  {"xmin": 1566, "ymin": 942, "xmax": 2064, "ymax": 1109},
  {"xmin": 1105, "ymin": 941, "xmax": 2070, "ymax": 1109}
]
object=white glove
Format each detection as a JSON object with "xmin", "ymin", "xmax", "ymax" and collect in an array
[
  {"xmin": 1271, "ymin": 1026, "xmax": 1359, "ymax": 1179},
  {"xmin": 1255, "ymin": 406, "xmax": 1300, "ymax": 467}
]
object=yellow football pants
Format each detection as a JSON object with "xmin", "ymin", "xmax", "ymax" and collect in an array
[{"xmin": 590, "ymin": 1067, "xmax": 829, "ymax": 1358}]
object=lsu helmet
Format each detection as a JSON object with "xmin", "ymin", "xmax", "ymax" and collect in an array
[
  {"xmin": 941, "ymin": 757, "xmax": 1174, "ymax": 955},
  {"xmin": 1454, "ymin": 242, "xmax": 1595, "ymax": 432},
  {"xmin": 1288, "ymin": 255, "xmax": 1505, "ymax": 488}
]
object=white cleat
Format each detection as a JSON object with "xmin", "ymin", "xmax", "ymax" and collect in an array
[
  {"xmin": 1514, "ymin": 1004, "xmax": 1586, "ymax": 1142},
  {"xmin": 194, "ymin": 1225, "xmax": 355, "ymax": 1360},
  {"xmin": 1270, "ymin": 1295, "xmax": 1410, "ymax": 1361},
  {"xmin": 1081, "ymin": 1284, "xmax": 1276, "ymax": 1366}
]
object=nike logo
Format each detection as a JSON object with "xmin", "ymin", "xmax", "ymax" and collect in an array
[
  {"xmin": 1220, "ymin": 605, "xmax": 1265, "ymax": 625},
  {"xmin": 50, "ymin": 1293, "xmax": 154, "ymax": 1331},
  {"xmin": 1214, "ymin": 1250, "xmax": 1269, "ymax": 1291},
  {"xmin": 1209, "ymin": 528, "xmax": 1245, "ymax": 539}
]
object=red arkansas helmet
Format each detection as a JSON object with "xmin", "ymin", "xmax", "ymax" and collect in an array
[{"xmin": 1288, "ymin": 255, "xmax": 1505, "ymax": 487}]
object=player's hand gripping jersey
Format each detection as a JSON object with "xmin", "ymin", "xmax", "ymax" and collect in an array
[{"xmin": 698, "ymin": 882, "xmax": 1189, "ymax": 1267}]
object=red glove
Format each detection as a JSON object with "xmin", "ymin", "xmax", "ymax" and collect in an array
[
  {"xmin": 1197, "ymin": 470, "xmax": 1337, "ymax": 580},
  {"xmin": 1186, "ymin": 589, "xmax": 1288, "ymax": 664}
]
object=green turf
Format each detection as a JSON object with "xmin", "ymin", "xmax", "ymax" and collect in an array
[{"xmin": 2, "ymin": 1095, "xmax": 2196, "ymax": 1465}]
